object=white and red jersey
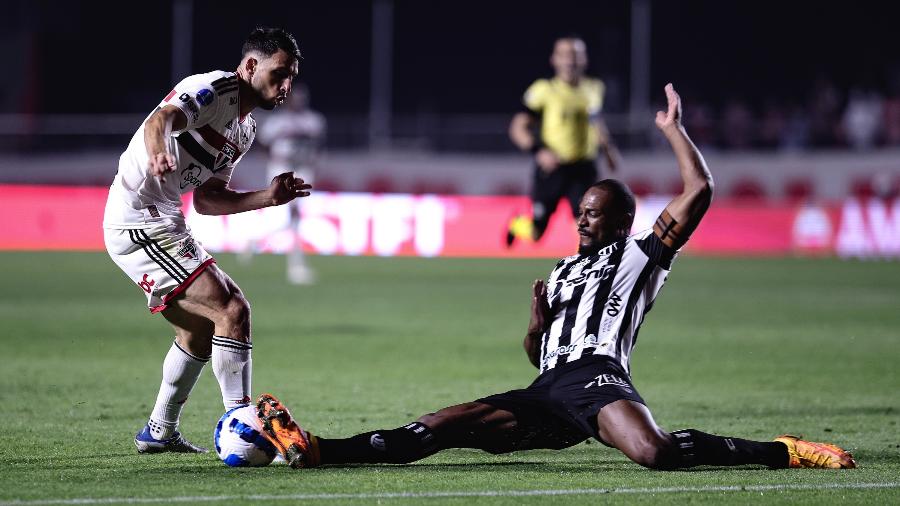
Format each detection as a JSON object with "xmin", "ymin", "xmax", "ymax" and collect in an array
[
  {"xmin": 104, "ymin": 71, "xmax": 256, "ymax": 228},
  {"xmin": 258, "ymin": 107, "xmax": 325, "ymax": 181}
]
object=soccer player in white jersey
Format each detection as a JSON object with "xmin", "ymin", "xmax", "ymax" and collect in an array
[
  {"xmin": 102, "ymin": 27, "xmax": 310, "ymax": 453},
  {"xmin": 247, "ymin": 84, "xmax": 325, "ymax": 284},
  {"xmin": 252, "ymin": 85, "xmax": 856, "ymax": 471}
]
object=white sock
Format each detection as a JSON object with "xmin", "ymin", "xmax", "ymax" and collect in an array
[
  {"xmin": 148, "ymin": 341, "xmax": 208, "ymax": 440},
  {"xmin": 211, "ymin": 335, "xmax": 252, "ymax": 409}
]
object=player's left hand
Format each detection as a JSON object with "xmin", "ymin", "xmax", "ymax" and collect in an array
[
  {"xmin": 655, "ymin": 83, "xmax": 683, "ymax": 133},
  {"xmin": 269, "ymin": 172, "xmax": 312, "ymax": 206}
]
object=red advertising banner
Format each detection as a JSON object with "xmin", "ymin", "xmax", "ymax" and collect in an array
[{"xmin": 1, "ymin": 185, "xmax": 898, "ymax": 259}]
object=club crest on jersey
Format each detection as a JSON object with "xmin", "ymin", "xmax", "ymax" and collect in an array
[
  {"xmin": 196, "ymin": 88, "xmax": 214, "ymax": 106},
  {"xmin": 177, "ymin": 238, "xmax": 198, "ymax": 259}
]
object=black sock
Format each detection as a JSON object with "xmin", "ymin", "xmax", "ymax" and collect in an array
[
  {"xmin": 670, "ymin": 429, "xmax": 789, "ymax": 468},
  {"xmin": 317, "ymin": 422, "xmax": 439, "ymax": 465}
]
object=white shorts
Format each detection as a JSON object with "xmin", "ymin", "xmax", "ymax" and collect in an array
[{"xmin": 104, "ymin": 221, "xmax": 215, "ymax": 313}]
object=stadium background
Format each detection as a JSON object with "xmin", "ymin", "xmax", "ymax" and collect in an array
[{"xmin": 1, "ymin": 1, "xmax": 898, "ymax": 504}]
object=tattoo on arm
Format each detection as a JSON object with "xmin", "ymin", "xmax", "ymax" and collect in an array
[{"xmin": 653, "ymin": 210, "xmax": 683, "ymax": 248}]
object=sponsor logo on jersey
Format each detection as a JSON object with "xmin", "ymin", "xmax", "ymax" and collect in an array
[
  {"xmin": 180, "ymin": 163, "xmax": 203, "ymax": 189},
  {"xmin": 564, "ymin": 264, "xmax": 615, "ymax": 288},
  {"xmin": 179, "ymin": 93, "xmax": 200, "ymax": 121},
  {"xmin": 584, "ymin": 373, "xmax": 632, "ymax": 393},
  {"xmin": 606, "ymin": 293, "xmax": 623, "ymax": 316},
  {"xmin": 196, "ymin": 88, "xmax": 214, "ymax": 106},
  {"xmin": 229, "ymin": 96, "xmax": 238, "ymax": 106},
  {"xmin": 163, "ymin": 89, "xmax": 177, "ymax": 102}
]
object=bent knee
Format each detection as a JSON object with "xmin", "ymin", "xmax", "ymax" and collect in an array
[
  {"xmin": 625, "ymin": 435, "xmax": 677, "ymax": 470},
  {"xmin": 219, "ymin": 294, "xmax": 251, "ymax": 338}
]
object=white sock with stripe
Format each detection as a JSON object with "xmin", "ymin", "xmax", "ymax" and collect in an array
[
  {"xmin": 211, "ymin": 335, "xmax": 252, "ymax": 409},
  {"xmin": 148, "ymin": 341, "xmax": 208, "ymax": 440}
]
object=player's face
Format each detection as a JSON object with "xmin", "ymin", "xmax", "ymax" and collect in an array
[
  {"xmin": 252, "ymin": 49, "xmax": 299, "ymax": 110},
  {"xmin": 551, "ymin": 38, "xmax": 588, "ymax": 83},
  {"xmin": 576, "ymin": 187, "xmax": 625, "ymax": 254}
]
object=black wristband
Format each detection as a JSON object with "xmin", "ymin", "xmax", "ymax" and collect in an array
[{"xmin": 529, "ymin": 141, "xmax": 544, "ymax": 154}]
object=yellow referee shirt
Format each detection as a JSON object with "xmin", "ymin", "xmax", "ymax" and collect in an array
[{"xmin": 523, "ymin": 77, "xmax": 605, "ymax": 163}]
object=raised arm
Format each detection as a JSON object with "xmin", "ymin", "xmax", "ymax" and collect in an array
[
  {"xmin": 653, "ymin": 84, "xmax": 714, "ymax": 249},
  {"xmin": 144, "ymin": 105, "xmax": 188, "ymax": 182}
]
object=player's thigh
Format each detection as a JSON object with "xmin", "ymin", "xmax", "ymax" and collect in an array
[
  {"xmin": 596, "ymin": 399, "xmax": 671, "ymax": 465},
  {"xmin": 167, "ymin": 263, "xmax": 249, "ymax": 327},
  {"xmin": 421, "ymin": 401, "xmax": 585, "ymax": 453}
]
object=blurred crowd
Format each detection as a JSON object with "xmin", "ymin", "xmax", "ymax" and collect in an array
[{"xmin": 670, "ymin": 78, "xmax": 900, "ymax": 152}]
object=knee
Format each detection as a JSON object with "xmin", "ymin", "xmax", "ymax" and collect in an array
[
  {"xmin": 221, "ymin": 294, "xmax": 251, "ymax": 335},
  {"xmin": 625, "ymin": 434, "xmax": 677, "ymax": 470}
]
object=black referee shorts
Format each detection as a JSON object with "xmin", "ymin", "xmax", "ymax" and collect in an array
[
  {"xmin": 478, "ymin": 355, "xmax": 645, "ymax": 446},
  {"xmin": 531, "ymin": 159, "xmax": 597, "ymax": 227}
]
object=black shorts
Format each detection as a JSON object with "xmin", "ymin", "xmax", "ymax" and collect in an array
[
  {"xmin": 478, "ymin": 355, "xmax": 645, "ymax": 447},
  {"xmin": 531, "ymin": 159, "xmax": 597, "ymax": 225}
]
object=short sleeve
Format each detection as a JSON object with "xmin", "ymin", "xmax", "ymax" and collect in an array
[
  {"xmin": 160, "ymin": 74, "xmax": 227, "ymax": 131},
  {"xmin": 588, "ymin": 79, "xmax": 605, "ymax": 117},
  {"xmin": 632, "ymin": 229, "xmax": 678, "ymax": 269},
  {"xmin": 523, "ymin": 79, "xmax": 549, "ymax": 113}
]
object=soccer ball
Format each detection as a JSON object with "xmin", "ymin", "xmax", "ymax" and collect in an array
[{"xmin": 214, "ymin": 405, "xmax": 278, "ymax": 467}]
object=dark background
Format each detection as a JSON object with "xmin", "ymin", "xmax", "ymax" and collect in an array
[
  {"xmin": 3, "ymin": 0, "xmax": 899, "ymax": 151},
  {"xmin": 7, "ymin": 1, "xmax": 898, "ymax": 114}
]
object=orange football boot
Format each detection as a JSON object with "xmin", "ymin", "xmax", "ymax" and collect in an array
[
  {"xmin": 256, "ymin": 393, "xmax": 320, "ymax": 468},
  {"xmin": 774, "ymin": 434, "xmax": 857, "ymax": 469}
]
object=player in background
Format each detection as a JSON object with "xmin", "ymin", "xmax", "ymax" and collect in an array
[
  {"xmin": 507, "ymin": 35, "xmax": 621, "ymax": 247},
  {"xmin": 255, "ymin": 85, "xmax": 856, "ymax": 471},
  {"xmin": 248, "ymin": 84, "xmax": 325, "ymax": 284},
  {"xmin": 102, "ymin": 27, "xmax": 310, "ymax": 453}
]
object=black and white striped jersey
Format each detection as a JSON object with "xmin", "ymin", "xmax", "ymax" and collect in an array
[{"xmin": 539, "ymin": 228, "xmax": 678, "ymax": 374}]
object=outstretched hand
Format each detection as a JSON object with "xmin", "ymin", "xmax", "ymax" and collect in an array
[
  {"xmin": 269, "ymin": 172, "xmax": 312, "ymax": 206},
  {"xmin": 655, "ymin": 83, "xmax": 683, "ymax": 132},
  {"xmin": 527, "ymin": 279, "xmax": 551, "ymax": 338}
]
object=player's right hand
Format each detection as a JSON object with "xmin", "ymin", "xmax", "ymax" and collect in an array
[
  {"xmin": 527, "ymin": 279, "xmax": 551, "ymax": 337},
  {"xmin": 149, "ymin": 152, "xmax": 177, "ymax": 182},
  {"xmin": 535, "ymin": 148, "xmax": 560, "ymax": 173}
]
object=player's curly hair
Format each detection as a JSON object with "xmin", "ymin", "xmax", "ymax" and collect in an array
[{"xmin": 242, "ymin": 27, "xmax": 302, "ymax": 62}]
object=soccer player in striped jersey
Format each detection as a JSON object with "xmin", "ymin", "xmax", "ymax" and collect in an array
[
  {"xmin": 257, "ymin": 85, "xmax": 855, "ymax": 471},
  {"xmin": 102, "ymin": 27, "xmax": 310, "ymax": 453}
]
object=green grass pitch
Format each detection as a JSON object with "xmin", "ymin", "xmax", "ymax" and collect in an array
[{"xmin": 0, "ymin": 251, "xmax": 898, "ymax": 505}]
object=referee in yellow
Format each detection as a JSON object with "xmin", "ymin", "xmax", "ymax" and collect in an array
[{"xmin": 507, "ymin": 35, "xmax": 621, "ymax": 245}]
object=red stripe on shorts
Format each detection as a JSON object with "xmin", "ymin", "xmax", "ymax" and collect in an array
[{"xmin": 149, "ymin": 257, "xmax": 217, "ymax": 314}]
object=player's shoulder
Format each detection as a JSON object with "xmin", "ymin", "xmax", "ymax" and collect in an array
[
  {"xmin": 177, "ymin": 70, "xmax": 233, "ymax": 88},
  {"xmin": 581, "ymin": 77, "xmax": 605, "ymax": 95},
  {"xmin": 627, "ymin": 228, "xmax": 654, "ymax": 242},
  {"xmin": 523, "ymin": 78, "xmax": 551, "ymax": 109}
]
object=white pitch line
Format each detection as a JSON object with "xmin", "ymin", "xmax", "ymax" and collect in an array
[{"xmin": 1, "ymin": 482, "xmax": 897, "ymax": 506}]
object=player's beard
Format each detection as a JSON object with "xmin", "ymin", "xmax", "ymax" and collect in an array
[{"xmin": 577, "ymin": 243, "xmax": 602, "ymax": 256}]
